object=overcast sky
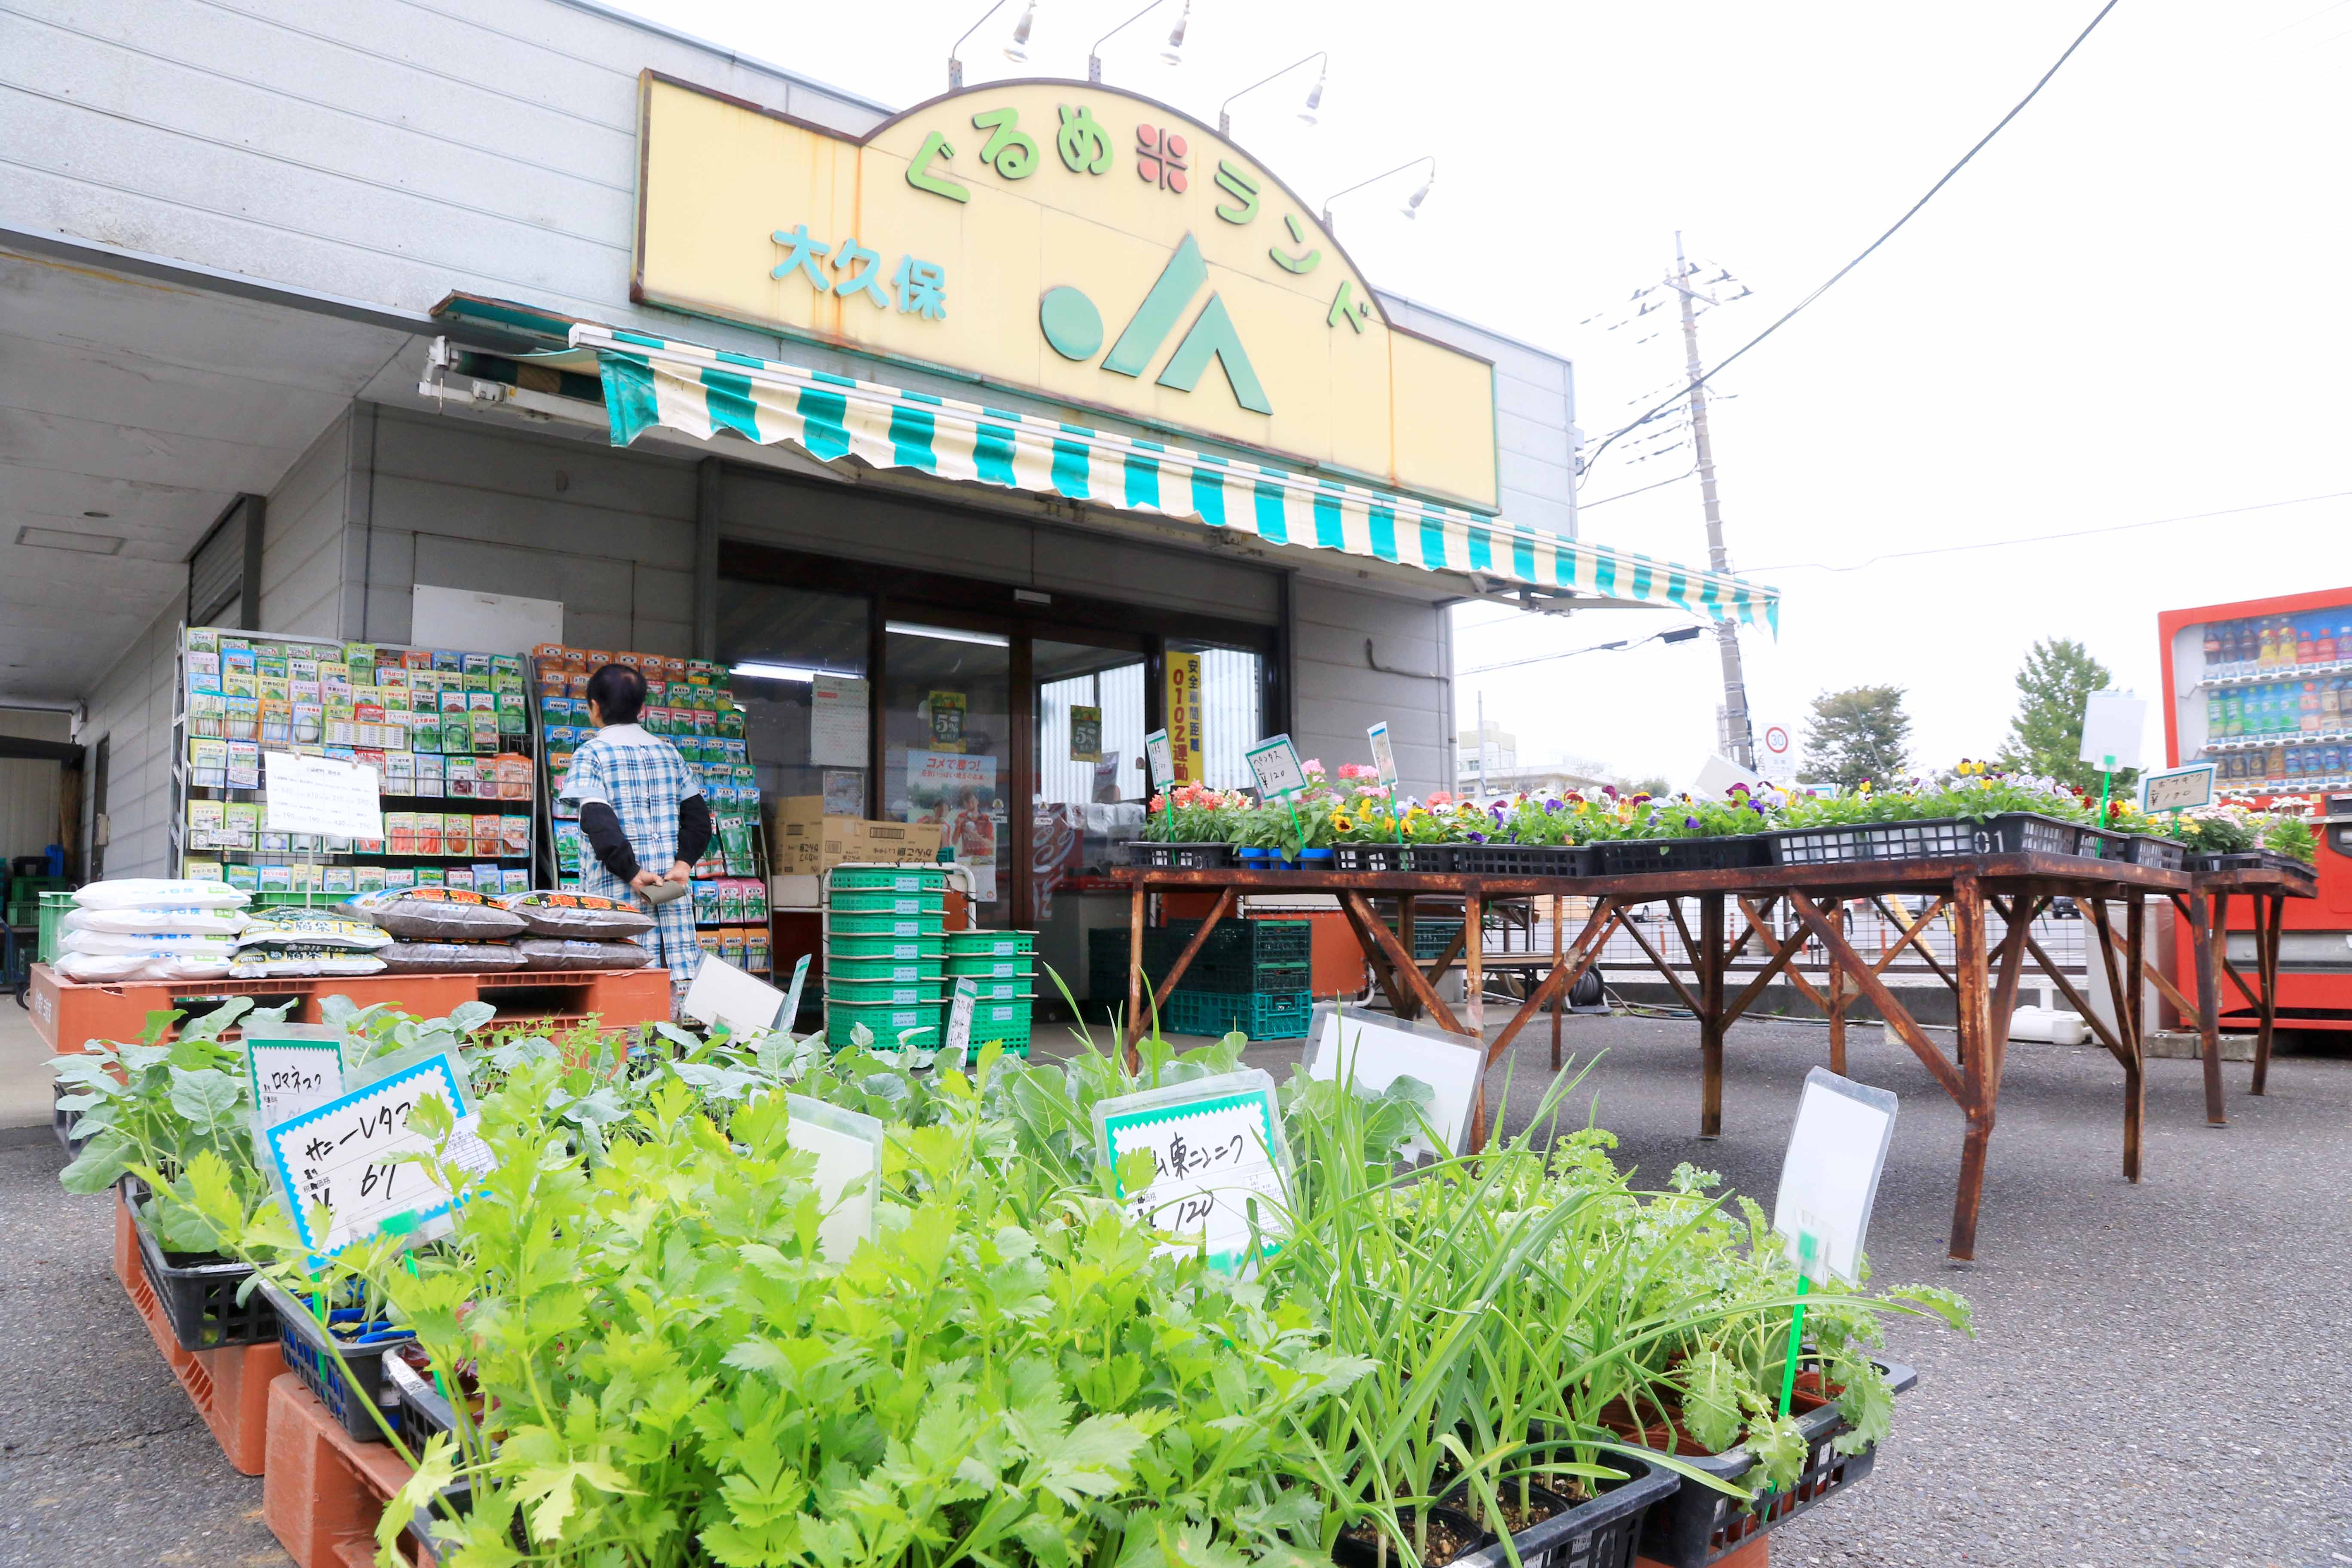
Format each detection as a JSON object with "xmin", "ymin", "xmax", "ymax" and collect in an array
[{"xmin": 612, "ymin": 0, "xmax": 2351, "ymax": 787}]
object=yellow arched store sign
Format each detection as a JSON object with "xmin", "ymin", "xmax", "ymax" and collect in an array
[{"xmin": 633, "ymin": 73, "xmax": 1500, "ymax": 511}]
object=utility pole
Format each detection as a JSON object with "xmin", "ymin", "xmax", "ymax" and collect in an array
[{"xmin": 1671, "ymin": 231, "xmax": 1753, "ymax": 767}]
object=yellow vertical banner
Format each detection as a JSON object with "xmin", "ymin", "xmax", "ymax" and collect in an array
[{"xmin": 1164, "ymin": 652, "xmax": 1202, "ymax": 784}]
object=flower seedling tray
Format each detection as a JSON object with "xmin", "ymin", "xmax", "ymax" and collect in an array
[
  {"xmin": 1331, "ymin": 843, "xmax": 1452, "ymax": 873},
  {"xmin": 1448, "ymin": 843, "xmax": 1595, "ymax": 877},
  {"xmin": 1632, "ymin": 1359, "xmax": 1917, "ymax": 1568},
  {"xmin": 130, "ymin": 1195, "xmax": 277, "ymax": 1352},
  {"xmin": 1594, "ymin": 835, "xmax": 1770, "ymax": 875},
  {"xmin": 1447, "ymin": 1454, "xmax": 1680, "ymax": 1568},
  {"xmin": 1978, "ymin": 812, "xmax": 2081, "ymax": 857},
  {"xmin": 2189, "ymin": 848, "xmax": 2318, "ymax": 881},
  {"xmin": 1126, "ymin": 841, "xmax": 1234, "ymax": 870},
  {"xmin": 2126, "ymin": 834, "xmax": 2189, "ymax": 871},
  {"xmin": 263, "ymin": 1278, "xmax": 414, "ymax": 1442},
  {"xmin": 2074, "ymin": 825, "xmax": 2135, "ymax": 864}
]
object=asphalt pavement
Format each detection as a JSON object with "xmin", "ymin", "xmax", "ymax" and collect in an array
[{"xmin": 3, "ymin": 1013, "xmax": 2347, "ymax": 1567}]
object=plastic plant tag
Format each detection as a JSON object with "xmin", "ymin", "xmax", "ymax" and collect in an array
[
  {"xmin": 943, "ymin": 977, "xmax": 977, "ymax": 1053},
  {"xmin": 2077, "ymin": 688, "xmax": 2147, "ymax": 769},
  {"xmin": 1305, "ymin": 1002, "xmax": 1481, "ymax": 1159},
  {"xmin": 263, "ymin": 1050, "xmax": 473, "ymax": 1260},
  {"xmin": 779, "ymin": 952, "xmax": 812, "ymax": 1032},
  {"xmin": 684, "ymin": 952, "xmax": 788, "ymax": 1037},
  {"xmin": 1771, "ymin": 1066, "xmax": 1897, "ymax": 1285},
  {"xmin": 1366, "ymin": 722, "xmax": 1399, "ymax": 788},
  {"xmin": 1244, "ymin": 733, "xmax": 1309, "ymax": 799},
  {"xmin": 1144, "ymin": 728, "xmax": 1174, "ymax": 791},
  {"xmin": 784, "ymin": 1093, "xmax": 885, "ymax": 1263},
  {"xmin": 1094, "ymin": 1069, "xmax": 1290, "ymax": 1272},
  {"xmin": 243, "ymin": 1023, "xmax": 348, "ymax": 1142},
  {"xmin": 2141, "ymin": 762, "xmax": 2215, "ymax": 814}
]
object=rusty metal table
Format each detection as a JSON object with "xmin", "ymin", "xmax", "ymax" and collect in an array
[{"xmin": 1114, "ymin": 853, "xmax": 2199, "ymax": 1262}]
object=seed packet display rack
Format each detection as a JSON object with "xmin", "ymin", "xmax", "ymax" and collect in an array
[
  {"xmin": 170, "ymin": 625, "xmax": 538, "ymax": 896},
  {"xmin": 527, "ymin": 650, "xmax": 776, "ymax": 976}
]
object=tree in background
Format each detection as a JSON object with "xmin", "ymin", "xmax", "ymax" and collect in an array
[
  {"xmin": 1801, "ymin": 686, "xmax": 1913, "ymax": 790},
  {"xmin": 1995, "ymin": 637, "xmax": 2140, "ymax": 795}
]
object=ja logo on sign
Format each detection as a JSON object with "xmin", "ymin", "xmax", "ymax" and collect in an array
[{"xmin": 1038, "ymin": 233, "xmax": 1272, "ymax": 414}]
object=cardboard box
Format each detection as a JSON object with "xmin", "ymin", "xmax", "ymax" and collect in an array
[
  {"xmin": 784, "ymin": 817, "xmax": 865, "ymax": 874},
  {"xmin": 861, "ymin": 820, "xmax": 943, "ymax": 864},
  {"xmin": 777, "ymin": 795, "xmax": 833, "ymax": 829}
]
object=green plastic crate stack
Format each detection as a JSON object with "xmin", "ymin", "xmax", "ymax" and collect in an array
[
  {"xmin": 824, "ymin": 864, "xmax": 949, "ymax": 1049},
  {"xmin": 945, "ymin": 929, "xmax": 1037, "ymax": 1055}
]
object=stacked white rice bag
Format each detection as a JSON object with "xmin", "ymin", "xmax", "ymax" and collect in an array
[{"xmin": 55, "ymin": 879, "xmax": 251, "ymax": 981}]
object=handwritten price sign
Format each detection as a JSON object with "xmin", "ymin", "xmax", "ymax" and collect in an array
[
  {"xmin": 1095, "ymin": 1071, "xmax": 1288, "ymax": 1271},
  {"xmin": 243, "ymin": 1024, "xmax": 347, "ymax": 1132},
  {"xmin": 263, "ymin": 1053, "xmax": 479, "ymax": 1258}
]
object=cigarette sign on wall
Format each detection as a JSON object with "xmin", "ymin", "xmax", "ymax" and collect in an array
[{"xmin": 1164, "ymin": 652, "xmax": 1202, "ymax": 784}]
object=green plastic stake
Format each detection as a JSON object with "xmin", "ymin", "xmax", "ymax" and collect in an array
[
  {"xmin": 2098, "ymin": 753, "xmax": 2115, "ymax": 830},
  {"xmin": 1777, "ymin": 1231, "xmax": 1817, "ymax": 1420},
  {"xmin": 1280, "ymin": 790, "xmax": 1306, "ymax": 858}
]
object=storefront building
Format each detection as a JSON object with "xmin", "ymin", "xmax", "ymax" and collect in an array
[{"xmin": 1, "ymin": 0, "xmax": 1772, "ymax": 982}]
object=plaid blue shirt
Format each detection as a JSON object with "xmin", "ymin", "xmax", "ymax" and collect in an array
[{"xmin": 556, "ymin": 722, "xmax": 704, "ymax": 985}]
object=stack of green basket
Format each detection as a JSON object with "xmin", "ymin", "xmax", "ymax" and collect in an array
[
  {"xmin": 945, "ymin": 928, "xmax": 1036, "ymax": 1057},
  {"xmin": 823, "ymin": 864, "xmax": 949, "ymax": 1050}
]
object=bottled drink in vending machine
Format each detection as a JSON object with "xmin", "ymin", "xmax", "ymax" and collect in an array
[
  {"xmin": 2298, "ymin": 621, "xmax": 2318, "ymax": 665},
  {"xmin": 2259, "ymin": 620, "xmax": 2280, "ymax": 669},
  {"xmin": 2303, "ymin": 680, "xmax": 2322, "ymax": 731},
  {"xmin": 2202, "ymin": 622, "xmax": 2222, "ymax": 670},
  {"xmin": 2321, "ymin": 622, "xmax": 2340, "ymax": 664}
]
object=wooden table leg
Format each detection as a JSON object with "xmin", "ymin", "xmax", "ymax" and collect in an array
[
  {"xmin": 1397, "ymin": 895, "xmax": 1419, "ymax": 1020},
  {"xmin": 1827, "ymin": 903, "xmax": 1849, "ymax": 1075},
  {"xmin": 2253, "ymin": 893, "xmax": 2282, "ymax": 1095},
  {"xmin": 1550, "ymin": 894, "xmax": 1565, "ymax": 1072},
  {"xmin": 2124, "ymin": 891, "xmax": 2147, "ymax": 1183},
  {"xmin": 1125, "ymin": 880, "xmax": 1148, "ymax": 1070},
  {"xmin": 1698, "ymin": 892, "xmax": 1725, "ymax": 1140},
  {"xmin": 1948, "ymin": 875, "xmax": 1995, "ymax": 1263},
  {"xmin": 1465, "ymin": 889, "xmax": 1485, "ymax": 1038},
  {"xmin": 2188, "ymin": 888, "xmax": 2224, "ymax": 1126}
]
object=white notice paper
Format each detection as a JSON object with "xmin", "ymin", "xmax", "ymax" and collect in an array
[
  {"xmin": 263, "ymin": 1052, "xmax": 472, "ymax": 1258},
  {"xmin": 1095, "ymin": 1070, "xmax": 1289, "ymax": 1271},
  {"xmin": 810, "ymin": 674, "xmax": 870, "ymax": 768},
  {"xmin": 1772, "ymin": 1067, "xmax": 1898, "ymax": 1285},
  {"xmin": 1307, "ymin": 1005, "xmax": 1483, "ymax": 1159},
  {"xmin": 785, "ymin": 1094, "xmax": 885, "ymax": 1263},
  {"xmin": 2077, "ymin": 689, "xmax": 2148, "ymax": 771},
  {"xmin": 261, "ymin": 751, "xmax": 384, "ymax": 841}
]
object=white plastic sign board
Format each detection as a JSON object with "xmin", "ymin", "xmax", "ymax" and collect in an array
[
  {"xmin": 785, "ymin": 1093, "xmax": 885, "ymax": 1263},
  {"xmin": 2078, "ymin": 689, "xmax": 2148, "ymax": 770},
  {"xmin": 684, "ymin": 952, "xmax": 789, "ymax": 1037},
  {"xmin": 261, "ymin": 752, "xmax": 383, "ymax": 840},
  {"xmin": 243, "ymin": 1024, "xmax": 346, "ymax": 1134},
  {"xmin": 1757, "ymin": 721, "xmax": 1795, "ymax": 767},
  {"xmin": 1367, "ymin": 722, "xmax": 1400, "ymax": 788},
  {"xmin": 780, "ymin": 953, "xmax": 812, "ymax": 1031},
  {"xmin": 809, "ymin": 674, "xmax": 870, "ymax": 768},
  {"xmin": 1245, "ymin": 733, "xmax": 1309, "ymax": 799},
  {"xmin": 1771, "ymin": 1067, "xmax": 1897, "ymax": 1285},
  {"xmin": 943, "ymin": 977, "xmax": 977, "ymax": 1053},
  {"xmin": 2142, "ymin": 762, "xmax": 2216, "ymax": 814},
  {"xmin": 1095, "ymin": 1069, "xmax": 1289, "ymax": 1271},
  {"xmin": 1306, "ymin": 1004, "xmax": 1482, "ymax": 1158},
  {"xmin": 409, "ymin": 585, "xmax": 563, "ymax": 655},
  {"xmin": 263, "ymin": 1051, "xmax": 475, "ymax": 1259},
  {"xmin": 1143, "ymin": 729, "xmax": 1175, "ymax": 790},
  {"xmin": 1694, "ymin": 752, "xmax": 1768, "ymax": 800}
]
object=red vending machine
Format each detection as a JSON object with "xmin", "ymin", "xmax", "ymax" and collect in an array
[{"xmin": 2156, "ymin": 587, "xmax": 2352, "ymax": 1035}]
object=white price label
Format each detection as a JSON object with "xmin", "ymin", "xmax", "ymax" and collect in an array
[
  {"xmin": 1144, "ymin": 729, "xmax": 1175, "ymax": 791},
  {"xmin": 944, "ymin": 977, "xmax": 977, "ymax": 1053},
  {"xmin": 245, "ymin": 1030, "xmax": 346, "ymax": 1132},
  {"xmin": 1096, "ymin": 1071, "xmax": 1288, "ymax": 1271},
  {"xmin": 1367, "ymin": 722, "xmax": 1399, "ymax": 788},
  {"xmin": 263, "ymin": 1053, "xmax": 473, "ymax": 1258},
  {"xmin": 1244, "ymin": 733, "xmax": 1309, "ymax": 799}
]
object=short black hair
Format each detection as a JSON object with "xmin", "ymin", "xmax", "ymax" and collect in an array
[{"xmin": 586, "ymin": 662, "xmax": 647, "ymax": 725}]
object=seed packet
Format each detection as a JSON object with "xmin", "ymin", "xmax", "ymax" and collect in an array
[
  {"xmin": 415, "ymin": 753, "xmax": 445, "ymax": 795},
  {"xmin": 186, "ymin": 626, "xmax": 221, "ymax": 655},
  {"xmin": 227, "ymin": 741, "xmax": 261, "ymax": 790},
  {"xmin": 446, "ymin": 866, "xmax": 475, "ymax": 892},
  {"xmin": 442, "ymin": 714, "xmax": 470, "ymax": 753},
  {"xmin": 223, "ymin": 696, "xmax": 260, "ymax": 742},
  {"xmin": 188, "ymin": 693, "xmax": 225, "ymax": 738},
  {"xmin": 225, "ymin": 863, "xmax": 259, "ymax": 892},
  {"xmin": 322, "ymin": 866, "xmax": 355, "ymax": 894},
  {"xmin": 187, "ymin": 738, "xmax": 227, "ymax": 790},
  {"xmin": 445, "ymin": 756, "xmax": 478, "ymax": 797},
  {"xmin": 257, "ymin": 863, "xmax": 293, "ymax": 893},
  {"xmin": 744, "ymin": 879, "xmax": 769, "ymax": 921},
  {"xmin": 182, "ymin": 857, "xmax": 224, "ymax": 884},
  {"xmin": 383, "ymin": 753, "xmax": 415, "ymax": 795},
  {"xmin": 415, "ymin": 865, "xmax": 445, "ymax": 888},
  {"xmin": 502, "ymin": 868, "xmax": 530, "ymax": 895},
  {"xmin": 292, "ymin": 702, "xmax": 325, "ymax": 746},
  {"xmin": 355, "ymin": 866, "xmax": 386, "ymax": 895},
  {"xmin": 472, "ymin": 861, "xmax": 502, "ymax": 891},
  {"xmin": 718, "ymin": 929, "xmax": 746, "ymax": 969},
  {"xmin": 385, "ymin": 866, "xmax": 416, "ymax": 891},
  {"xmin": 187, "ymin": 799, "xmax": 225, "ymax": 847},
  {"xmin": 223, "ymin": 801, "xmax": 260, "ymax": 848},
  {"xmin": 186, "ymin": 650, "xmax": 222, "ymax": 695},
  {"xmin": 501, "ymin": 815, "xmax": 531, "ymax": 856},
  {"xmin": 693, "ymin": 880, "xmax": 721, "ymax": 925},
  {"xmin": 415, "ymin": 815, "xmax": 444, "ymax": 857},
  {"xmin": 258, "ymin": 830, "xmax": 291, "ymax": 855},
  {"xmin": 470, "ymin": 712, "xmax": 499, "ymax": 753}
]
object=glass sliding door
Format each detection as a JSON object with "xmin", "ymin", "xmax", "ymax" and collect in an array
[
  {"xmin": 1166, "ymin": 638, "xmax": 1265, "ymax": 790},
  {"xmin": 882, "ymin": 617, "xmax": 1013, "ymax": 928},
  {"xmin": 1030, "ymin": 636, "xmax": 1149, "ymax": 1014}
]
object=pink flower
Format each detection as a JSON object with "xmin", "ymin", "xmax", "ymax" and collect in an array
[
  {"xmin": 1337, "ymin": 763, "xmax": 1377, "ymax": 780},
  {"xmin": 1427, "ymin": 791, "xmax": 1455, "ymax": 808},
  {"xmin": 1301, "ymin": 758, "xmax": 1325, "ymax": 776}
]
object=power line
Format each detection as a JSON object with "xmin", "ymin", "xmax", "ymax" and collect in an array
[
  {"xmin": 1458, "ymin": 625, "xmax": 1703, "ymax": 676},
  {"xmin": 1744, "ymin": 488, "xmax": 2352, "ymax": 574},
  {"xmin": 1578, "ymin": 0, "xmax": 2125, "ymax": 483}
]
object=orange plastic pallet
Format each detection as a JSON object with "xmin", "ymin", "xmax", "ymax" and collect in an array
[
  {"xmin": 1638, "ymin": 1537, "xmax": 1768, "ymax": 1568},
  {"xmin": 264, "ymin": 1373, "xmax": 431, "ymax": 1568},
  {"xmin": 33, "ymin": 963, "xmax": 671, "ymax": 1051},
  {"xmin": 119, "ymin": 1188, "xmax": 284, "ymax": 1475}
]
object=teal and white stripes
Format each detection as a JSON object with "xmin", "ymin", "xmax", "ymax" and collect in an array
[{"xmin": 576, "ymin": 325, "xmax": 1779, "ymax": 632}]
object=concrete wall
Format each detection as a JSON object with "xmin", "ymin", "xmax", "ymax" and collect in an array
[
  {"xmin": 77, "ymin": 603, "xmax": 184, "ymax": 880},
  {"xmin": 1290, "ymin": 580, "xmax": 1453, "ymax": 798}
]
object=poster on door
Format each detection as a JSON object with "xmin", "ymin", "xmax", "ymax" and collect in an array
[
  {"xmin": 1164, "ymin": 652, "xmax": 1202, "ymax": 784},
  {"xmin": 1069, "ymin": 705, "xmax": 1102, "ymax": 763},
  {"xmin": 908, "ymin": 750, "xmax": 999, "ymax": 902}
]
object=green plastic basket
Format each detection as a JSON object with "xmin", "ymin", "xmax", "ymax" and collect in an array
[
  {"xmin": 830, "ymin": 865, "xmax": 950, "ymax": 892},
  {"xmin": 827, "ymin": 933, "xmax": 947, "ymax": 963},
  {"xmin": 958, "ymin": 1010, "xmax": 1033, "ymax": 1052},
  {"xmin": 955, "ymin": 976, "xmax": 1031, "ymax": 1002},
  {"xmin": 829, "ymin": 889, "xmax": 947, "ymax": 915},
  {"xmin": 945, "ymin": 930, "xmax": 1036, "ymax": 956},
  {"xmin": 826, "ymin": 1001, "xmax": 940, "ymax": 1047},
  {"xmin": 946, "ymin": 955, "xmax": 1033, "ymax": 979},
  {"xmin": 830, "ymin": 910, "xmax": 944, "ymax": 937},
  {"xmin": 827, "ymin": 979, "xmax": 946, "ymax": 1008},
  {"xmin": 37, "ymin": 890, "xmax": 75, "ymax": 964},
  {"xmin": 826, "ymin": 953, "xmax": 946, "ymax": 984}
]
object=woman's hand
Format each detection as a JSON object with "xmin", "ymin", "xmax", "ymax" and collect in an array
[
  {"xmin": 667, "ymin": 860, "xmax": 694, "ymax": 885},
  {"xmin": 629, "ymin": 868, "xmax": 663, "ymax": 892}
]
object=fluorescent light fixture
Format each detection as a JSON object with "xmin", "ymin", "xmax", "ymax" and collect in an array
[
  {"xmin": 730, "ymin": 661, "xmax": 821, "ymax": 683},
  {"xmin": 16, "ymin": 526, "xmax": 123, "ymax": 555},
  {"xmin": 886, "ymin": 620, "xmax": 1011, "ymax": 648}
]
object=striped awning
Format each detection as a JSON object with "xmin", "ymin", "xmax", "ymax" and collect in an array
[{"xmin": 573, "ymin": 325, "xmax": 1778, "ymax": 631}]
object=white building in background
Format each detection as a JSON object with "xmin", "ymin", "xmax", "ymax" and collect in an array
[{"xmin": 1457, "ymin": 720, "xmax": 1518, "ymax": 790}]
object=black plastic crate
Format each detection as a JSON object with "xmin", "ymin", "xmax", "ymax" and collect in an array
[
  {"xmin": 1124, "ymin": 841, "xmax": 1233, "ymax": 870},
  {"xmin": 1331, "ymin": 842, "xmax": 1452, "ymax": 873},
  {"xmin": 385, "ymin": 1349, "xmax": 465, "ymax": 1453},
  {"xmin": 1632, "ymin": 1360, "xmax": 1917, "ymax": 1568},
  {"xmin": 2189, "ymin": 848, "xmax": 2319, "ymax": 881},
  {"xmin": 1593, "ymin": 835, "xmax": 1770, "ymax": 875},
  {"xmin": 2126, "ymin": 834, "xmax": 2188, "ymax": 871},
  {"xmin": 1978, "ymin": 812, "xmax": 2081, "ymax": 857},
  {"xmin": 2074, "ymin": 824, "xmax": 2134, "ymax": 863},
  {"xmin": 1449, "ymin": 842, "xmax": 1595, "ymax": 876},
  {"xmin": 130, "ymin": 1200, "xmax": 277, "ymax": 1352},
  {"xmin": 1385, "ymin": 916, "xmax": 1467, "ymax": 962},
  {"xmin": 1162, "ymin": 987, "xmax": 1313, "ymax": 1039},
  {"xmin": 264, "ymin": 1279, "xmax": 413, "ymax": 1442},
  {"xmin": 1146, "ymin": 918, "xmax": 1311, "ymax": 968},
  {"xmin": 1767, "ymin": 824, "xmax": 1869, "ymax": 865},
  {"xmin": 1447, "ymin": 1454, "xmax": 1680, "ymax": 1568}
]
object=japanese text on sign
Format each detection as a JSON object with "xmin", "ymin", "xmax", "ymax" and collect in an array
[
  {"xmin": 263, "ymin": 1054, "xmax": 473, "ymax": 1258},
  {"xmin": 1245, "ymin": 733, "xmax": 1309, "ymax": 799},
  {"xmin": 1164, "ymin": 654, "xmax": 1201, "ymax": 784},
  {"xmin": 771, "ymin": 224, "xmax": 947, "ymax": 320},
  {"xmin": 1096, "ymin": 1072, "xmax": 1287, "ymax": 1271},
  {"xmin": 244, "ymin": 1027, "xmax": 346, "ymax": 1132},
  {"xmin": 261, "ymin": 751, "xmax": 384, "ymax": 840}
]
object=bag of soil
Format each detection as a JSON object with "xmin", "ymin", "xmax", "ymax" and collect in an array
[
  {"xmin": 234, "ymin": 908, "xmax": 392, "ymax": 951},
  {"xmin": 495, "ymin": 890, "xmax": 655, "ymax": 940},
  {"xmin": 514, "ymin": 937, "xmax": 655, "ymax": 971},
  {"xmin": 378, "ymin": 941, "xmax": 529, "ymax": 974},
  {"xmin": 346, "ymin": 888, "xmax": 527, "ymax": 943},
  {"xmin": 228, "ymin": 942, "xmax": 389, "ymax": 979}
]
